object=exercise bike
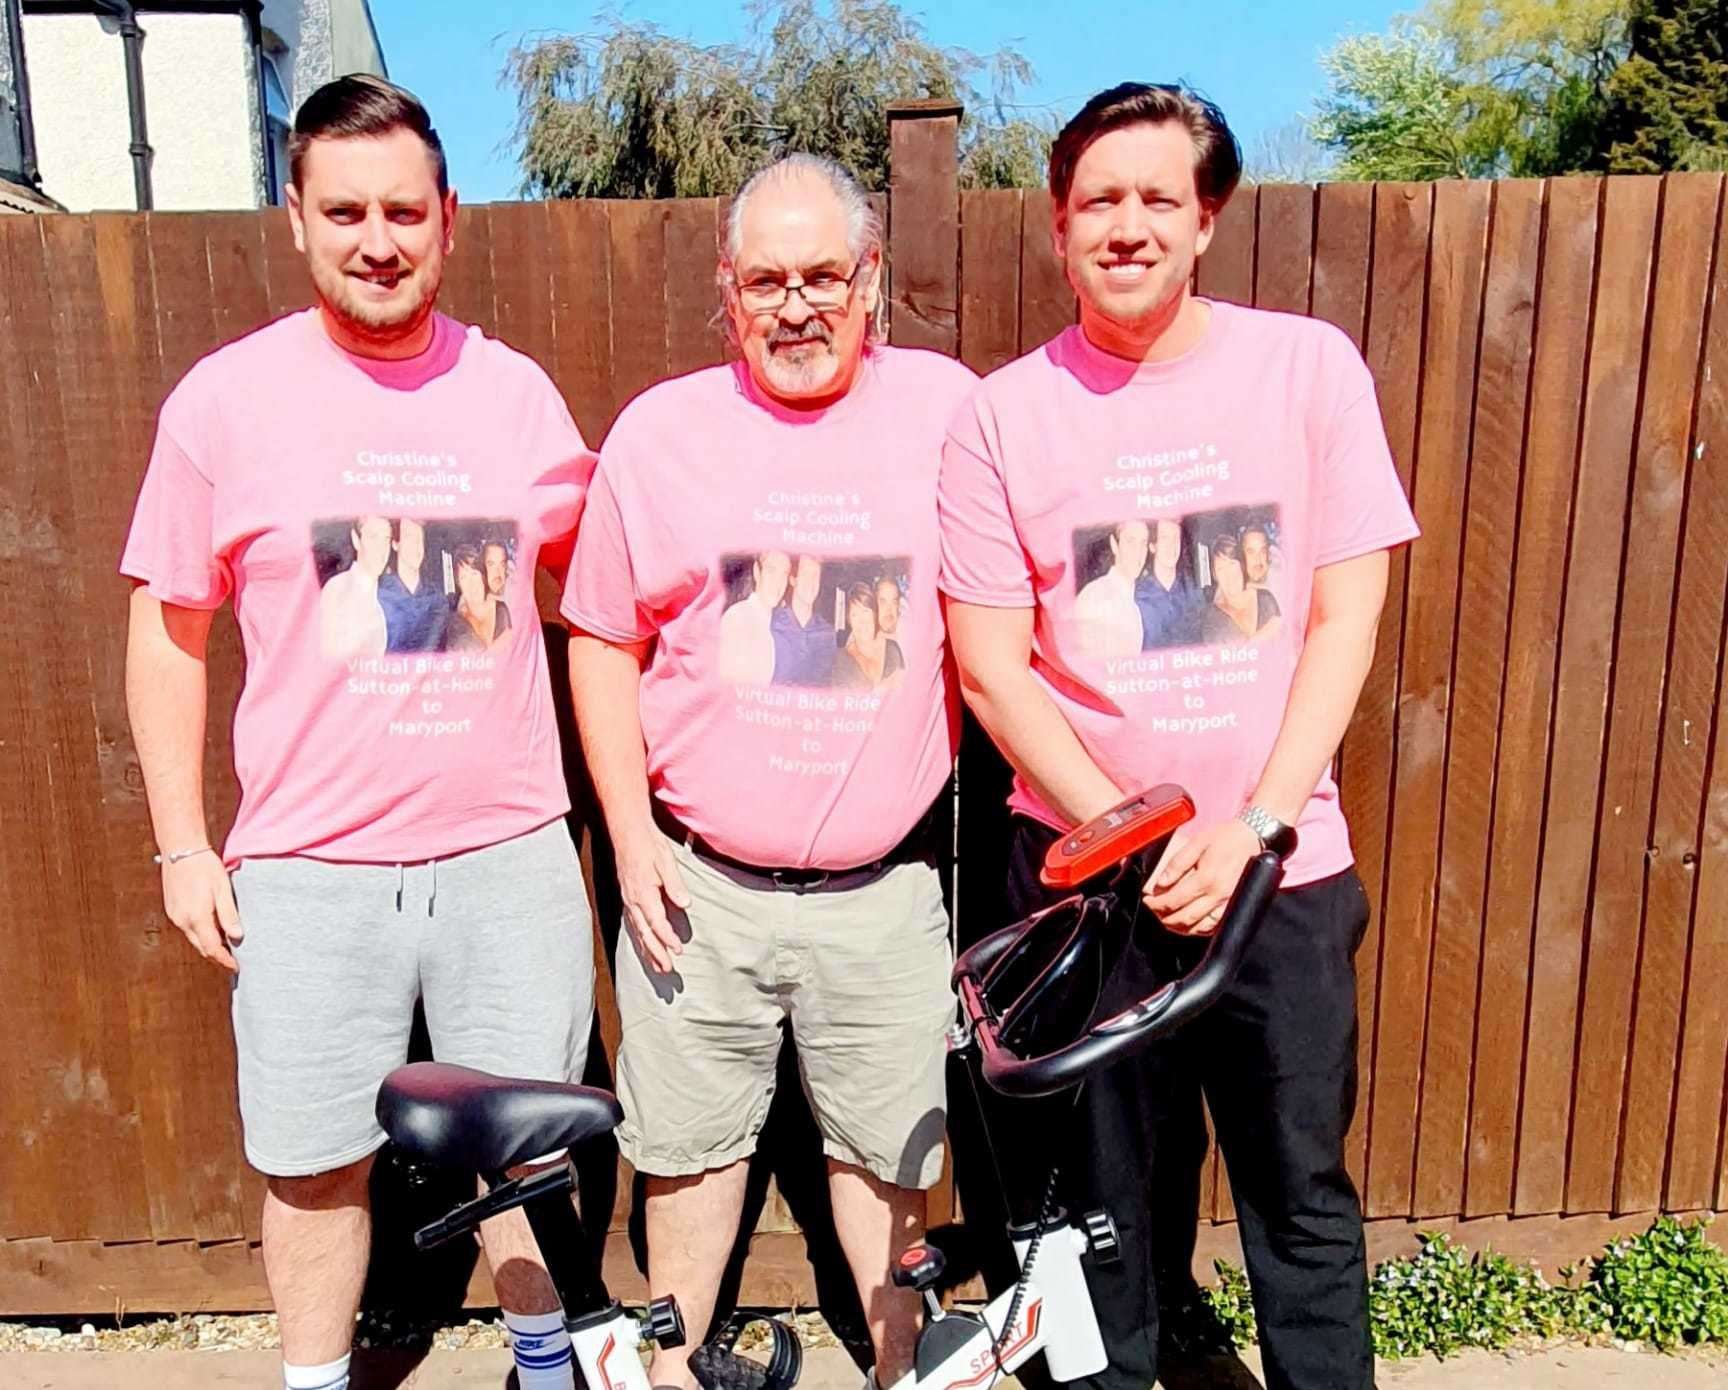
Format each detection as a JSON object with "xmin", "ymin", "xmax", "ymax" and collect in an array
[
  {"xmin": 881, "ymin": 784, "xmax": 1293, "ymax": 1390},
  {"xmin": 372, "ymin": 783, "xmax": 1289, "ymax": 1390},
  {"xmin": 373, "ymin": 1066, "xmax": 685, "ymax": 1390}
]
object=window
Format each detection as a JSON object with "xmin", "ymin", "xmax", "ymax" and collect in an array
[{"xmin": 263, "ymin": 55, "xmax": 290, "ymax": 204}]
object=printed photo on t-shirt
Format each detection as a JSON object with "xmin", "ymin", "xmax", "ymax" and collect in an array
[
  {"xmin": 312, "ymin": 516, "xmax": 521, "ymax": 661},
  {"xmin": 716, "ymin": 550, "xmax": 912, "ymax": 692},
  {"xmin": 1070, "ymin": 505, "xmax": 1284, "ymax": 658}
]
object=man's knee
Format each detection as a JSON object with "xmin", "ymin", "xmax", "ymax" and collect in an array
[
  {"xmin": 645, "ymin": 1158, "xmax": 750, "ymax": 1201},
  {"xmin": 267, "ymin": 1154, "xmax": 375, "ymax": 1211}
]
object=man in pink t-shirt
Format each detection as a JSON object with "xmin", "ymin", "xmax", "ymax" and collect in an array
[
  {"xmin": 562, "ymin": 154, "xmax": 975, "ymax": 1390},
  {"xmin": 121, "ymin": 79, "xmax": 595, "ymax": 1390},
  {"xmin": 940, "ymin": 85, "xmax": 1417, "ymax": 1390}
]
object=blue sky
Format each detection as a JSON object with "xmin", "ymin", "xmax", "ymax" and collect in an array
[{"xmin": 369, "ymin": 1, "xmax": 1409, "ymax": 203}]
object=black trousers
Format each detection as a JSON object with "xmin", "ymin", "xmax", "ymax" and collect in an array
[{"xmin": 947, "ymin": 817, "xmax": 1374, "ymax": 1390}]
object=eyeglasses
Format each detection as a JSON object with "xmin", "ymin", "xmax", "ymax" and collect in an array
[{"xmin": 734, "ymin": 263, "xmax": 864, "ymax": 314}]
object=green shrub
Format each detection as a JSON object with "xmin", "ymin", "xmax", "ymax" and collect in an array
[
  {"xmin": 1197, "ymin": 1258, "xmax": 1257, "ymax": 1350},
  {"xmin": 1196, "ymin": 1215, "xmax": 1728, "ymax": 1361},
  {"xmin": 1367, "ymin": 1232, "xmax": 1566, "ymax": 1359},
  {"xmin": 1585, "ymin": 1216, "xmax": 1728, "ymax": 1349}
]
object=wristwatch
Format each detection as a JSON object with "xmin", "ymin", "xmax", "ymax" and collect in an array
[{"xmin": 1237, "ymin": 805, "xmax": 1298, "ymax": 859}]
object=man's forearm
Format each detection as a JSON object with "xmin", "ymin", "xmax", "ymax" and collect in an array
[
  {"xmin": 126, "ymin": 588, "xmax": 215, "ymax": 851},
  {"xmin": 1250, "ymin": 616, "xmax": 1378, "ymax": 825},
  {"xmin": 960, "ymin": 665, "xmax": 1123, "ymax": 827},
  {"xmin": 567, "ymin": 634, "xmax": 657, "ymax": 841}
]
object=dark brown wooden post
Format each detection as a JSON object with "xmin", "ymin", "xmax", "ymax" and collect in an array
[{"xmin": 886, "ymin": 99, "xmax": 962, "ymax": 356}]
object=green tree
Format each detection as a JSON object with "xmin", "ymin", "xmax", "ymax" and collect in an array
[
  {"xmin": 1598, "ymin": 0, "xmax": 1728, "ymax": 171},
  {"xmin": 1311, "ymin": 2, "xmax": 1632, "ymax": 178},
  {"xmin": 1426, "ymin": 0, "xmax": 1629, "ymax": 173},
  {"xmin": 503, "ymin": 0, "xmax": 1055, "ymax": 198},
  {"xmin": 1310, "ymin": 24, "xmax": 1494, "ymax": 179}
]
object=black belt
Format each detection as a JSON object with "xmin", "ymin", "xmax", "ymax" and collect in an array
[{"xmin": 651, "ymin": 798, "xmax": 941, "ymax": 893}]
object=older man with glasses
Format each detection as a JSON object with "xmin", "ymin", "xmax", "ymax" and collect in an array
[{"xmin": 561, "ymin": 153, "xmax": 977, "ymax": 1390}]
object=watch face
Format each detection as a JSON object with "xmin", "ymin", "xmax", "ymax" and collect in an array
[{"xmin": 1242, "ymin": 809, "xmax": 1297, "ymax": 859}]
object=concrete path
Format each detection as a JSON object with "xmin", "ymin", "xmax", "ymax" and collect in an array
[{"xmin": 2, "ymin": 1343, "xmax": 1726, "ymax": 1387}]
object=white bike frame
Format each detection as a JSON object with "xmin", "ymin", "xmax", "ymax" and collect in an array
[
  {"xmin": 571, "ymin": 1306, "xmax": 660, "ymax": 1390},
  {"xmin": 886, "ymin": 1219, "xmax": 1107, "ymax": 1390}
]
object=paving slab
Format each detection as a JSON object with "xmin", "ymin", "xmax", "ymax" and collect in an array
[{"xmin": 2, "ymin": 1344, "xmax": 1726, "ymax": 1388}]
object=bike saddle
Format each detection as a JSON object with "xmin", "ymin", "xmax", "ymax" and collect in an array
[
  {"xmin": 376, "ymin": 1062, "xmax": 623, "ymax": 1174},
  {"xmin": 953, "ymin": 786, "xmax": 1292, "ymax": 1098}
]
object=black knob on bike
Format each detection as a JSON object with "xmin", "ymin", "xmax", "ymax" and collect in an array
[
  {"xmin": 891, "ymin": 1241, "xmax": 946, "ymax": 1292},
  {"xmin": 1082, "ymin": 1208, "xmax": 1121, "ymax": 1264},
  {"xmin": 645, "ymin": 1294, "xmax": 686, "ymax": 1348}
]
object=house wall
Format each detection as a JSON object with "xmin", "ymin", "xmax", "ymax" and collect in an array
[{"xmin": 26, "ymin": 9, "xmax": 260, "ymax": 211}]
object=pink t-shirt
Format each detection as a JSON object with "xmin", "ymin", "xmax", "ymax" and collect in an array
[
  {"xmin": 562, "ymin": 348, "xmax": 977, "ymax": 870},
  {"xmin": 939, "ymin": 302, "xmax": 1419, "ymax": 887},
  {"xmin": 121, "ymin": 310, "xmax": 595, "ymax": 864}
]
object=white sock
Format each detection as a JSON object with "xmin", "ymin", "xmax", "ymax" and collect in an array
[
  {"xmin": 506, "ymin": 1308, "xmax": 576, "ymax": 1389},
  {"xmin": 283, "ymin": 1354, "xmax": 350, "ymax": 1390}
]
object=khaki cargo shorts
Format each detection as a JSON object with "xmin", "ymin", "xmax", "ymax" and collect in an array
[{"xmin": 614, "ymin": 842, "xmax": 954, "ymax": 1189}]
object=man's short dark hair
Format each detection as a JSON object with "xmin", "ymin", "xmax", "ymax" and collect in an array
[
  {"xmin": 1050, "ymin": 83, "xmax": 1242, "ymax": 215},
  {"xmin": 289, "ymin": 74, "xmax": 448, "ymax": 194}
]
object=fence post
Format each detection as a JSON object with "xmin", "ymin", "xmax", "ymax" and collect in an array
[{"xmin": 885, "ymin": 100, "xmax": 962, "ymax": 357}]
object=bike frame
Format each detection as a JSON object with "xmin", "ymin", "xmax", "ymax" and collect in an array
[
  {"xmin": 884, "ymin": 1218, "xmax": 1106, "ymax": 1390},
  {"xmin": 412, "ymin": 1160, "xmax": 671, "ymax": 1390}
]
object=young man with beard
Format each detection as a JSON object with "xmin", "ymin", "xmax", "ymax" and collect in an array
[
  {"xmin": 939, "ymin": 84, "xmax": 1418, "ymax": 1390},
  {"xmin": 122, "ymin": 77, "xmax": 597, "ymax": 1390},
  {"xmin": 563, "ymin": 153, "xmax": 975, "ymax": 1390}
]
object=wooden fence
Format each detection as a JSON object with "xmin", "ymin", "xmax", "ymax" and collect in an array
[{"xmin": 1, "ymin": 106, "xmax": 1726, "ymax": 1312}]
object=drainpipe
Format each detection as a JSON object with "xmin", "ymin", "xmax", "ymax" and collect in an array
[
  {"xmin": 93, "ymin": 1, "xmax": 151, "ymax": 209},
  {"xmin": 243, "ymin": 2, "xmax": 272, "ymax": 203},
  {"xmin": 4, "ymin": 0, "xmax": 41, "ymax": 187}
]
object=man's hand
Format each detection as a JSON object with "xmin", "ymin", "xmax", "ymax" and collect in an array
[
  {"xmin": 1143, "ymin": 819, "xmax": 1262, "ymax": 935},
  {"xmin": 162, "ymin": 854, "xmax": 242, "ymax": 971},
  {"xmin": 615, "ymin": 826, "xmax": 693, "ymax": 973}
]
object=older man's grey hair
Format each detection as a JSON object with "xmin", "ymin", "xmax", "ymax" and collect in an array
[{"xmin": 719, "ymin": 153, "xmax": 885, "ymax": 341}]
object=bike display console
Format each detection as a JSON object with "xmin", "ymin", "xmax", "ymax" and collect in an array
[{"xmin": 1039, "ymin": 784, "xmax": 1195, "ymax": 889}]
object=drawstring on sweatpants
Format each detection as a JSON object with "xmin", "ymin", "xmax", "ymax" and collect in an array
[{"xmin": 392, "ymin": 860, "xmax": 437, "ymax": 916}]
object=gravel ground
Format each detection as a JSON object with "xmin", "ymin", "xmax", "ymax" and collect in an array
[
  {"xmin": 0, "ymin": 1308, "xmax": 842, "ymax": 1355},
  {"xmin": 3, "ymin": 1310, "xmax": 1725, "ymax": 1387}
]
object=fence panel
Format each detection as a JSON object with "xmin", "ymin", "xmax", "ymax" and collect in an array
[
  {"xmin": 1252, "ymin": 183, "xmax": 1313, "ymax": 312},
  {"xmin": 1197, "ymin": 183, "xmax": 1255, "ymax": 304},
  {"xmin": 1309, "ymin": 180, "xmax": 1376, "ymax": 1194},
  {"xmin": 1455, "ymin": 179, "xmax": 1544, "ymax": 1220},
  {"xmin": 1666, "ymin": 189, "xmax": 1728, "ymax": 1213},
  {"xmin": 442, "ymin": 203, "xmax": 497, "ymax": 337},
  {"xmin": 957, "ymin": 189, "xmax": 1022, "ymax": 376},
  {"xmin": 1606, "ymin": 174, "xmax": 1724, "ymax": 1214},
  {"xmin": 1415, "ymin": 179, "xmax": 1536, "ymax": 1220},
  {"xmin": 1370, "ymin": 179, "xmax": 1491, "ymax": 1219},
  {"xmin": 604, "ymin": 200, "xmax": 671, "ymax": 428},
  {"xmin": 3, "ymin": 166, "xmax": 1727, "ymax": 1311},
  {"xmin": 1508, "ymin": 177, "xmax": 1602, "ymax": 1218},
  {"xmin": 1016, "ymin": 189, "xmax": 1072, "ymax": 351},
  {"xmin": 1560, "ymin": 175, "xmax": 1662, "ymax": 1215},
  {"xmin": 1341, "ymin": 183, "xmax": 1431, "ymax": 1208}
]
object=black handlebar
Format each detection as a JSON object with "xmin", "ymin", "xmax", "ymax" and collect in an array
[{"xmin": 954, "ymin": 848, "xmax": 1287, "ymax": 1098}]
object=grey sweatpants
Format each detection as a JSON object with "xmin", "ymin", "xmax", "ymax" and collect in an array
[{"xmin": 229, "ymin": 819, "xmax": 595, "ymax": 1177}]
